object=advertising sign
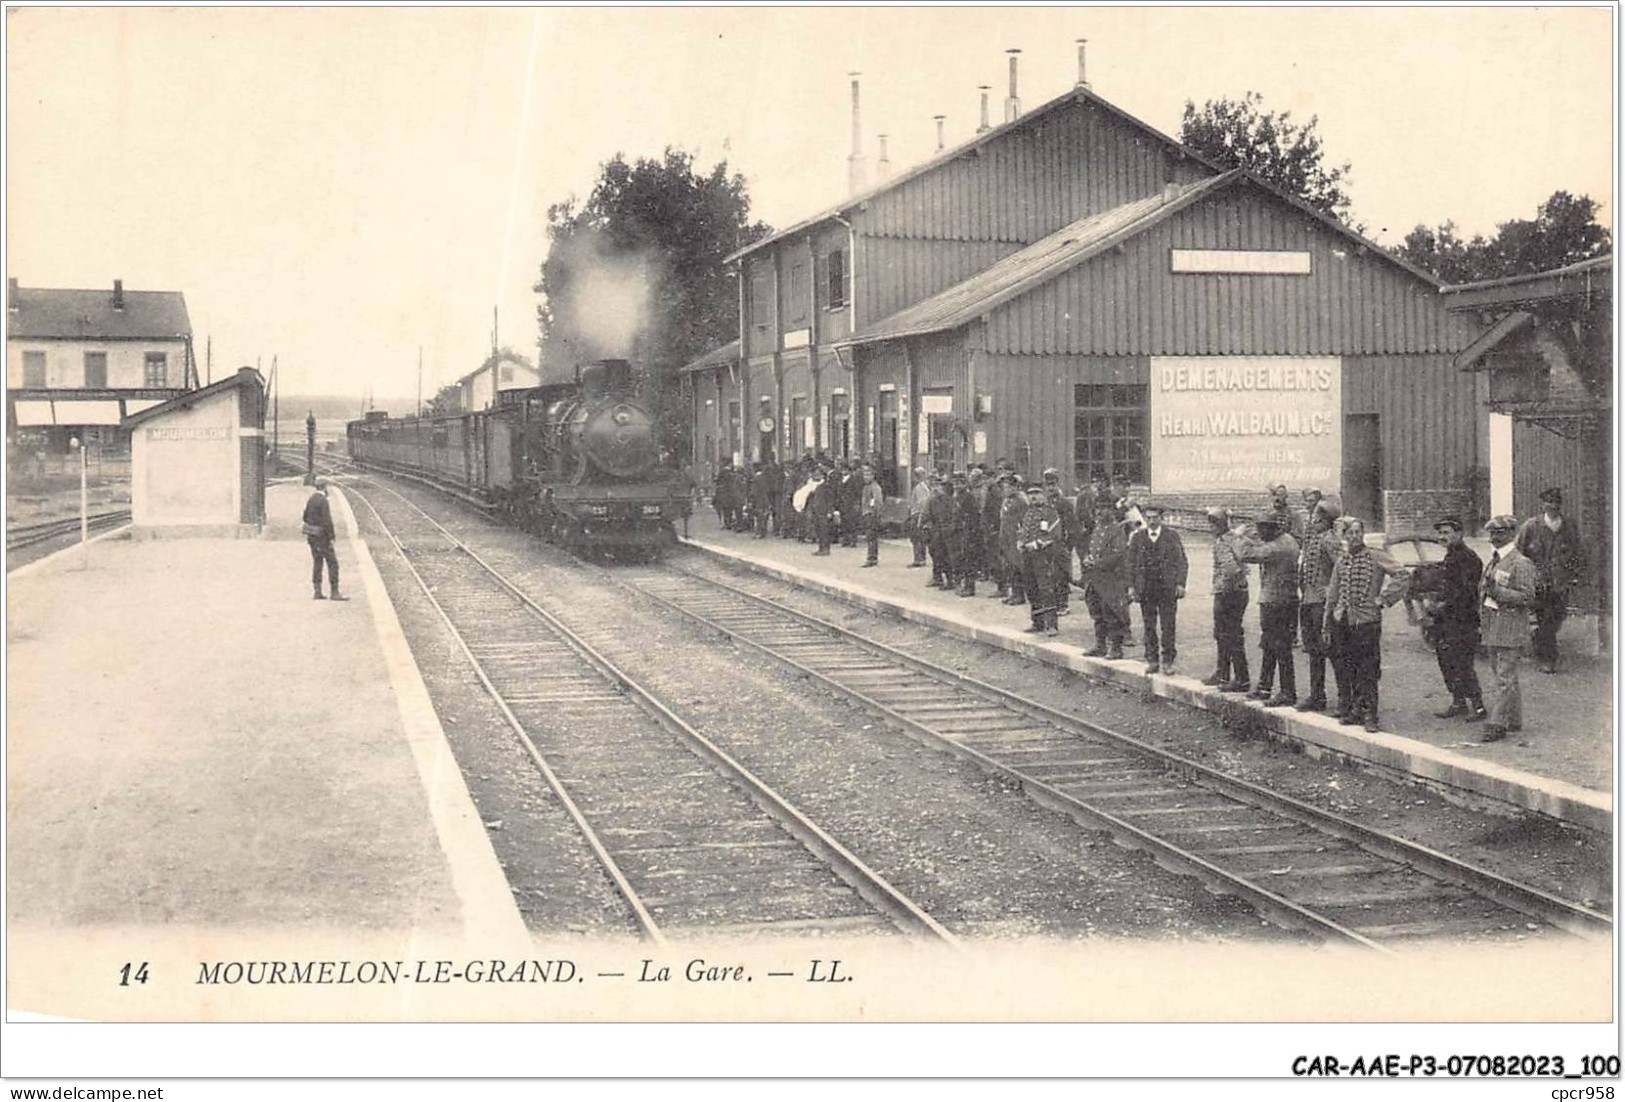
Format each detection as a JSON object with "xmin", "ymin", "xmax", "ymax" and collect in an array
[{"xmin": 1149, "ymin": 356, "xmax": 1341, "ymax": 494}]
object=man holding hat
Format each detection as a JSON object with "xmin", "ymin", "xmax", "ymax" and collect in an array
[
  {"xmin": 1480, "ymin": 514, "xmax": 1539, "ymax": 742},
  {"xmin": 1423, "ymin": 515, "xmax": 1487, "ymax": 721},
  {"xmin": 1126, "ymin": 502, "xmax": 1187, "ymax": 674},
  {"xmin": 1516, "ymin": 487, "xmax": 1586, "ymax": 674}
]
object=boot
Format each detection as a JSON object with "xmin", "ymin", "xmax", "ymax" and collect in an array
[
  {"xmin": 1434, "ymin": 699, "xmax": 1468, "ymax": 719},
  {"xmin": 1044, "ymin": 612, "xmax": 1060, "ymax": 636},
  {"xmin": 1295, "ymin": 696, "xmax": 1326, "ymax": 712},
  {"xmin": 1465, "ymin": 697, "xmax": 1488, "ymax": 723},
  {"xmin": 313, "ymin": 586, "xmax": 326, "ymax": 600},
  {"xmin": 1201, "ymin": 671, "xmax": 1226, "ymax": 687},
  {"xmin": 1084, "ymin": 629, "xmax": 1108, "ymax": 658},
  {"xmin": 1363, "ymin": 713, "xmax": 1381, "ymax": 733},
  {"xmin": 1106, "ymin": 640, "xmax": 1124, "ymax": 660}
]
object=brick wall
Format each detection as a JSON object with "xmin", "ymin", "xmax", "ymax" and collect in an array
[{"xmin": 1382, "ymin": 489, "xmax": 1472, "ymax": 540}]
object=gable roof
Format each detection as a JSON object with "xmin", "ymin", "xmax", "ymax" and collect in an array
[
  {"xmin": 455, "ymin": 350, "xmax": 537, "ymax": 388},
  {"xmin": 836, "ymin": 170, "xmax": 1445, "ymax": 348},
  {"xmin": 122, "ymin": 367, "xmax": 259, "ymax": 429},
  {"xmin": 9, "ymin": 286, "xmax": 193, "ymax": 341},
  {"xmin": 726, "ymin": 85, "xmax": 1223, "ymax": 265}
]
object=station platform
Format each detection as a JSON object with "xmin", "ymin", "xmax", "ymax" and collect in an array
[
  {"xmin": 680, "ymin": 510, "xmax": 1613, "ymax": 834},
  {"xmin": 6, "ymin": 480, "xmax": 529, "ymax": 1014}
]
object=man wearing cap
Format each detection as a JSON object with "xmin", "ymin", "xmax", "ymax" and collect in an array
[
  {"xmin": 1017, "ymin": 482, "xmax": 1063, "ymax": 635},
  {"xmin": 1421, "ymin": 515, "xmax": 1487, "ymax": 722},
  {"xmin": 953, "ymin": 470, "xmax": 983, "ymax": 596},
  {"xmin": 1268, "ymin": 484, "xmax": 1304, "ymax": 541},
  {"xmin": 1237, "ymin": 513, "xmax": 1301, "ymax": 706},
  {"xmin": 998, "ymin": 473, "xmax": 1029, "ymax": 605},
  {"xmin": 906, "ymin": 467, "xmax": 932, "ymax": 566},
  {"xmin": 1322, "ymin": 518, "xmax": 1408, "ymax": 733},
  {"xmin": 1203, "ymin": 508, "xmax": 1252, "ymax": 692},
  {"xmin": 1294, "ymin": 503, "xmax": 1341, "ymax": 712},
  {"xmin": 1041, "ymin": 469, "xmax": 1077, "ymax": 616},
  {"xmin": 1126, "ymin": 503, "xmax": 1187, "ymax": 674},
  {"xmin": 1078, "ymin": 499, "xmax": 1130, "ymax": 658},
  {"xmin": 924, "ymin": 473, "xmax": 958, "ymax": 589},
  {"xmin": 858, "ymin": 464, "xmax": 884, "ymax": 567},
  {"xmin": 805, "ymin": 463, "xmax": 836, "ymax": 555},
  {"xmin": 1480, "ymin": 514, "xmax": 1539, "ymax": 742},
  {"xmin": 982, "ymin": 471, "xmax": 1009, "ymax": 597},
  {"xmin": 1515, "ymin": 487, "xmax": 1586, "ymax": 674},
  {"xmin": 302, "ymin": 479, "xmax": 345, "ymax": 601}
]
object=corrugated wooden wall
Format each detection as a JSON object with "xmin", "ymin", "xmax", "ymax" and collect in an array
[
  {"xmin": 1343, "ymin": 354, "xmax": 1487, "ymax": 494},
  {"xmin": 982, "ymin": 353, "xmax": 1145, "ymax": 482},
  {"xmin": 986, "ymin": 187, "xmax": 1474, "ymax": 358}
]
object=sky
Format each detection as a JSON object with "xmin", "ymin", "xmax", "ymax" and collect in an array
[{"xmin": 5, "ymin": 6, "xmax": 1613, "ymax": 405}]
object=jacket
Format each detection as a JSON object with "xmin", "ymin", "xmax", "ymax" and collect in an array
[
  {"xmin": 999, "ymin": 493, "xmax": 1028, "ymax": 558},
  {"xmin": 1017, "ymin": 503, "xmax": 1061, "ymax": 553},
  {"xmin": 1237, "ymin": 531, "xmax": 1301, "ymax": 604},
  {"xmin": 1127, "ymin": 525, "xmax": 1189, "ymax": 597},
  {"xmin": 805, "ymin": 478, "xmax": 835, "ymax": 520},
  {"xmin": 1323, "ymin": 544, "xmax": 1407, "ymax": 628},
  {"xmin": 908, "ymin": 481, "xmax": 932, "ymax": 519},
  {"xmin": 1211, "ymin": 531, "xmax": 1250, "ymax": 595},
  {"xmin": 1515, "ymin": 514, "xmax": 1586, "ymax": 594},
  {"xmin": 1047, "ymin": 492, "xmax": 1078, "ymax": 551},
  {"xmin": 1479, "ymin": 544, "xmax": 1539, "ymax": 649},
  {"xmin": 303, "ymin": 491, "xmax": 335, "ymax": 541},
  {"xmin": 1078, "ymin": 520, "xmax": 1129, "ymax": 606},
  {"xmin": 923, "ymin": 488, "xmax": 957, "ymax": 533},
  {"xmin": 1297, "ymin": 527, "xmax": 1338, "ymax": 605}
]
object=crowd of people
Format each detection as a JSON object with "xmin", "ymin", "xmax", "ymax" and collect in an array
[{"xmin": 707, "ymin": 457, "xmax": 1587, "ymax": 744}]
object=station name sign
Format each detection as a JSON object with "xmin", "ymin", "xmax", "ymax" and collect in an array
[
  {"xmin": 1150, "ymin": 356, "xmax": 1341, "ymax": 494},
  {"xmin": 148, "ymin": 426, "xmax": 231, "ymax": 441}
]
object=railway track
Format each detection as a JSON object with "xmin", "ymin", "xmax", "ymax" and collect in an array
[
  {"xmin": 615, "ymin": 564, "xmax": 1613, "ymax": 953},
  {"xmin": 6, "ymin": 509, "xmax": 131, "ymax": 553},
  {"xmin": 348, "ymin": 476, "xmax": 957, "ymax": 946}
]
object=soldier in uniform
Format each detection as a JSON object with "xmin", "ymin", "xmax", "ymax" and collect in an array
[
  {"xmin": 1041, "ymin": 469, "xmax": 1076, "ymax": 616},
  {"xmin": 1268, "ymin": 483, "xmax": 1304, "ymax": 540},
  {"xmin": 1078, "ymin": 500, "xmax": 1129, "ymax": 658},
  {"xmin": 1294, "ymin": 503, "xmax": 1340, "ymax": 712},
  {"xmin": 954, "ymin": 469, "xmax": 984, "ymax": 596},
  {"xmin": 998, "ymin": 472, "xmax": 1028, "ymax": 605},
  {"xmin": 1017, "ymin": 482, "xmax": 1063, "ymax": 635},
  {"xmin": 1417, "ymin": 515, "xmax": 1487, "ymax": 722}
]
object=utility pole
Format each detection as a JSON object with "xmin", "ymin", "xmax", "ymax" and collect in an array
[
  {"xmin": 206, "ymin": 336, "xmax": 212, "ymax": 386},
  {"xmin": 305, "ymin": 410, "xmax": 317, "ymax": 486},
  {"xmin": 268, "ymin": 355, "xmax": 279, "ymax": 461},
  {"xmin": 417, "ymin": 345, "xmax": 423, "ymax": 418}
]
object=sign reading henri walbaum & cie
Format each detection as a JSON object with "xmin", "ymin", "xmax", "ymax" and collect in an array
[{"xmin": 1150, "ymin": 356, "xmax": 1341, "ymax": 494}]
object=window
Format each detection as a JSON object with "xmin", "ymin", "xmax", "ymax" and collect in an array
[
  {"xmin": 22, "ymin": 351, "xmax": 46, "ymax": 387},
  {"xmin": 499, "ymin": 364, "xmax": 514, "ymax": 384},
  {"xmin": 785, "ymin": 262, "xmax": 810, "ymax": 327},
  {"xmin": 1073, "ymin": 384, "xmax": 1148, "ymax": 483},
  {"xmin": 751, "ymin": 268, "xmax": 773, "ymax": 331},
  {"xmin": 84, "ymin": 351, "xmax": 108, "ymax": 389},
  {"xmin": 827, "ymin": 250, "xmax": 847, "ymax": 308},
  {"xmin": 144, "ymin": 352, "xmax": 169, "ymax": 387}
]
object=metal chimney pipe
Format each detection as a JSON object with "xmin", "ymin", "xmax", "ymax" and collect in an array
[
  {"xmin": 112, "ymin": 279, "xmax": 124, "ymax": 310},
  {"xmin": 847, "ymin": 72, "xmax": 868, "ymax": 195},
  {"xmin": 934, "ymin": 115, "xmax": 946, "ymax": 152},
  {"xmin": 876, "ymin": 133, "xmax": 891, "ymax": 181},
  {"xmin": 977, "ymin": 85, "xmax": 991, "ymax": 132},
  {"xmin": 7, "ymin": 277, "xmax": 18, "ymax": 312},
  {"xmin": 1076, "ymin": 38, "xmax": 1090, "ymax": 90},
  {"xmin": 1004, "ymin": 49, "xmax": 1022, "ymax": 122}
]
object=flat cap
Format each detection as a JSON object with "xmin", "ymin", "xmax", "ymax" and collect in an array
[
  {"xmin": 1433, "ymin": 515, "xmax": 1464, "ymax": 532},
  {"xmin": 1485, "ymin": 514, "xmax": 1519, "ymax": 531},
  {"xmin": 1041, "ymin": 467, "xmax": 1060, "ymax": 480},
  {"xmin": 1539, "ymin": 487, "xmax": 1563, "ymax": 504}
]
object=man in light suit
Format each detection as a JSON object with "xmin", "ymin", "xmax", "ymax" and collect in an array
[{"xmin": 1479, "ymin": 514, "xmax": 1540, "ymax": 744}]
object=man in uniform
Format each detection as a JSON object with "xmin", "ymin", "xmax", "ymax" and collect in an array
[
  {"xmin": 998, "ymin": 472, "xmax": 1028, "ymax": 605},
  {"xmin": 859, "ymin": 463, "xmax": 884, "ymax": 567},
  {"xmin": 1480, "ymin": 514, "xmax": 1539, "ymax": 742},
  {"xmin": 748, "ymin": 462, "xmax": 773, "ymax": 538},
  {"xmin": 1323, "ymin": 517, "xmax": 1408, "ymax": 732},
  {"xmin": 950, "ymin": 472, "xmax": 981, "ymax": 595},
  {"xmin": 907, "ymin": 466, "xmax": 932, "ymax": 567},
  {"xmin": 1203, "ymin": 508, "xmax": 1251, "ymax": 692},
  {"xmin": 1237, "ymin": 514, "xmax": 1301, "ymax": 707},
  {"xmin": 303, "ymin": 479, "xmax": 345, "ymax": 601},
  {"xmin": 982, "ymin": 470, "xmax": 1009, "ymax": 597},
  {"xmin": 924, "ymin": 473, "xmax": 958, "ymax": 589},
  {"xmin": 1078, "ymin": 499, "xmax": 1130, "ymax": 659},
  {"xmin": 1419, "ymin": 515, "xmax": 1487, "ymax": 722},
  {"xmin": 1294, "ymin": 503, "xmax": 1340, "ymax": 712},
  {"xmin": 1515, "ymin": 487, "xmax": 1585, "ymax": 673},
  {"xmin": 1127, "ymin": 502, "xmax": 1187, "ymax": 675},
  {"xmin": 1017, "ymin": 482, "xmax": 1063, "ymax": 635},
  {"xmin": 1042, "ymin": 469, "xmax": 1077, "ymax": 616}
]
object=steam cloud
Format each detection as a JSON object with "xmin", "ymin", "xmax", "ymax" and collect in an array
[{"xmin": 543, "ymin": 230, "xmax": 653, "ymax": 377}]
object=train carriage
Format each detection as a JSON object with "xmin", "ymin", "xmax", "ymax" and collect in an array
[{"xmin": 348, "ymin": 359, "xmax": 690, "ymax": 555}]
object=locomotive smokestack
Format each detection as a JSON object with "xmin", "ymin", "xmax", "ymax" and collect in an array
[
  {"xmin": 1076, "ymin": 38, "xmax": 1090, "ymax": 90},
  {"xmin": 876, "ymin": 133, "xmax": 891, "ymax": 181},
  {"xmin": 1004, "ymin": 49, "xmax": 1021, "ymax": 122},
  {"xmin": 977, "ymin": 85, "xmax": 991, "ymax": 133},
  {"xmin": 847, "ymin": 72, "xmax": 868, "ymax": 195},
  {"xmin": 934, "ymin": 115, "xmax": 946, "ymax": 152}
]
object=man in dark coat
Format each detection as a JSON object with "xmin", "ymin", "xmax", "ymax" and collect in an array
[
  {"xmin": 924, "ymin": 474, "xmax": 958, "ymax": 589},
  {"xmin": 1237, "ymin": 514, "xmax": 1301, "ymax": 707},
  {"xmin": 303, "ymin": 480, "xmax": 345, "ymax": 601},
  {"xmin": 1078, "ymin": 500, "xmax": 1130, "ymax": 658},
  {"xmin": 837, "ymin": 460, "xmax": 862, "ymax": 548},
  {"xmin": 953, "ymin": 470, "xmax": 984, "ymax": 596},
  {"xmin": 806, "ymin": 464, "xmax": 836, "ymax": 555},
  {"xmin": 1041, "ymin": 469, "xmax": 1076, "ymax": 615},
  {"xmin": 1515, "ymin": 487, "xmax": 1586, "ymax": 673},
  {"xmin": 748, "ymin": 463, "xmax": 774, "ymax": 538},
  {"xmin": 1017, "ymin": 483, "xmax": 1063, "ymax": 634},
  {"xmin": 1416, "ymin": 515, "xmax": 1487, "ymax": 721},
  {"xmin": 1126, "ymin": 502, "xmax": 1187, "ymax": 675},
  {"xmin": 998, "ymin": 474, "xmax": 1028, "ymax": 605},
  {"xmin": 982, "ymin": 474, "xmax": 1009, "ymax": 597}
]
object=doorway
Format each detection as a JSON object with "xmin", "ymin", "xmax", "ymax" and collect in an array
[{"xmin": 1342, "ymin": 414, "xmax": 1382, "ymax": 527}]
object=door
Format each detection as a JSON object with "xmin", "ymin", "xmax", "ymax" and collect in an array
[
  {"xmin": 877, "ymin": 390, "xmax": 899, "ymax": 496},
  {"xmin": 1342, "ymin": 414, "xmax": 1382, "ymax": 527},
  {"xmin": 830, "ymin": 393, "xmax": 851, "ymax": 458}
]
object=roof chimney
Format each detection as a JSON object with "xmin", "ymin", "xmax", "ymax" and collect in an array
[
  {"xmin": 876, "ymin": 133, "xmax": 891, "ymax": 181},
  {"xmin": 934, "ymin": 115, "xmax": 946, "ymax": 153},
  {"xmin": 847, "ymin": 72, "xmax": 868, "ymax": 195},
  {"xmin": 1076, "ymin": 38, "xmax": 1090, "ymax": 90},
  {"xmin": 112, "ymin": 279, "xmax": 124, "ymax": 310},
  {"xmin": 1004, "ymin": 49, "xmax": 1022, "ymax": 123},
  {"xmin": 977, "ymin": 85, "xmax": 991, "ymax": 133},
  {"xmin": 7, "ymin": 278, "xmax": 18, "ymax": 313}
]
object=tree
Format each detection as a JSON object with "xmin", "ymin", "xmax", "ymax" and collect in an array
[
  {"xmin": 1395, "ymin": 191, "xmax": 1612, "ymax": 284},
  {"xmin": 1180, "ymin": 91, "xmax": 1355, "ymax": 223},
  {"xmin": 535, "ymin": 148, "xmax": 770, "ymax": 455}
]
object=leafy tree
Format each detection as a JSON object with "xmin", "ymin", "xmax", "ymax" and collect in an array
[
  {"xmin": 535, "ymin": 148, "xmax": 769, "ymax": 455},
  {"xmin": 1180, "ymin": 91, "xmax": 1354, "ymax": 223},
  {"xmin": 1395, "ymin": 191, "xmax": 1611, "ymax": 283}
]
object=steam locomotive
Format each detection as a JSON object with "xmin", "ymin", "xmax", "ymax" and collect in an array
[{"xmin": 347, "ymin": 359, "xmax": 690, "ymax": 553}]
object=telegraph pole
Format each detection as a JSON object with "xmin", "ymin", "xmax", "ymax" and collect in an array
[
  {"xmin": 305, "ymin": 410, "xmax": 317, "ymax": 486},
  {"xmin": 417, "ymin": 345, "xmax": 423, "ymax": 418}
]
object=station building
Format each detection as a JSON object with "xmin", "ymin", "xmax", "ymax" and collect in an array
[
  {"xmin": 685, "ymin": 71, "xmax": 1490, "ymax": 530},
  {"xmin": 453, "ymin": 350, "xmax": 541, "ymax": 413},
  {"xmin": 6, "ymin": 278, "xmax": 197, "ymax": 452}
]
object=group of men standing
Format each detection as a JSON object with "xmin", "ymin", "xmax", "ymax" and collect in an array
[{"xmin": 715, "ymin": 455, "xmax": 888, "ymax": 563}]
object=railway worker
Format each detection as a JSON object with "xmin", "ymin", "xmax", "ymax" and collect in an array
[
  {"xmin": 1077, "ymin": 499, "xmax": 1130, "ymax": 659},
  {"xmin": 1294, "ymin": 503, "xmax": 1341, "ymax": 713},
  {"xmin": 749, "ymin": 462, "xmax": 774, "ymax": 539},
  {"xmin": 998, "ymin": 472, "xmax": 1028, "ymax": 605},
  {"xmin": 1126, "ymin": 502, "xmax": 1188, "ymax": 675},
  {"xmin": 859, "ymin": 464, "xmax": 884, "ymax": 567},
  {"xmin": 906, "ymin": 466, "xmax": 932, "ymax": 567},
  {"xmin": 1479, "ymin": 514, "xmax": 1539, "ymax": 742},
  {"xmin": 1203, "ymin": 508, "xmax": 1251, "ymax": 693},
  {"xmin": 1515, "ymin": 487, "xmax": 1586, "ymax": 674},
  {"xmin": 1322, "ymin": 517, "xmax": 1409, "ymax": 733},
  {"xmin": 924, "ymin": 473, "xmax": 958, "ymax": 589},
  {"xmin": 982, "ymin": 471, "xmax": 1009, "ymax": 597},
  {"xmin": 806, "ymin": 463, "xmax": 837, "ymax": 556},
  {"xmin": 953, "ymin": 470, "xmax": 984, "ymax": 596},
  {"xmin": 302, "ymin": 479, "xmax": 345, "ymax": 601},
  {"xmin": 1041, "ymin": 469, "xmax": 1077, "ymax": 616},
  {"xmin": 1236, "ymin": 514, "xmax": 1301, "ymax": 707},
  {"xmin": 1418, "ymin": 515, "xmax": 1487, "ymax": 722},
  {"xmin": 1016, "ymin": 482, "xmax": 1063, "ymax": 635}
]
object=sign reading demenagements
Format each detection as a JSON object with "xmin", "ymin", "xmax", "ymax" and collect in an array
[{"xmin": 1150, "ymin": 356, "xmax": 1341, "ymax": 494}]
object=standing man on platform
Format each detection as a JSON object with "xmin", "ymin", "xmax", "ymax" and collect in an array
[
  {"xmin": 1236, "ymin": 514, "xmax": 1301, "ymax": 707},
  {"xmin": 1126, "ymin": 503, "xmax": 1187, "ymax": 675},
  {"xmin": 1042, "ymin": 469, "xmax": 1077, "ymax": 617},
  {"xmin": 1480, "ymin": 514, "xmax": 1539, "ymax": 743},
  {"xmin": 1017, "ymin": 482, "xmax": 1063, "ymax": 635},
  {"xmin": 1422, "ymin": 515, "xmax": 1487, "ymax": 722},
  {"xmin": 907, "ymin": 466, "xmax": 932, "ymax": 567},
  {"xmin": 982, "ymin": 472, "xmax": 1009, "ymax": 597},
  {"xmin": 859, "ymin": 464, "xmax": 883, "ymax": 567},
  {"xmin": 1078, "ymin": 500, "xmax": 1130, "ymax": 659},
  {"xmin": 1203, "ymin": 508, "xmax": 1251, "ymax": 692},
  {"xmin": 806, "ymin": 464, "xmax": 836, "ymax": 556},
  {"xmin": 1322, "ymin": 517, "xmax": 1408, "ymax": 732},
  {"xmin": 925, "ymin": 473, "xmax": 958, "ymax": 589},
  {"xmin": 1516, "ymin": 487, "xmax": 1585, "ymax": 674},
  {"xmin": 303, "ymin": 479, "xmax": 345, "ymax": 601},
  {"xmin": 954, "ymin": 469, "xmax": 984, "ymax": 596},
  {"xmin": 999, "ymin": 473, "xmax": 1028, "ymax": 605},
  {"xmin": 1294, "ymin": 503, "xmax": 1340, "ymax": 712}
]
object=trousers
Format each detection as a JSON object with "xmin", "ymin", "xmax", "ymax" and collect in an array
[
  {"xmin": 1531, "ymin": 587, "xmax": 1568, "ymax": 665},
  {"xmin": 1212, "ymin": 590, "xmax": 1249, "ymax": 682},
  {"xmin": 1434, "ymin": 623, "xmax": 1483, "ymax": 703},
  {"xmin": 308, "ymin": 536, "xmax": 339, "ymax": 590},
  {"xmin": 1257, "ymin": 599, "xmax": 1299, "ymax": 697},
  {"xmin": 1486, "ymin": 644, "xmax": 1523, "ymax": 729},
  {"xmin": 1329, "ymin": 618, "xmax": 1381, "ymax": 719}
]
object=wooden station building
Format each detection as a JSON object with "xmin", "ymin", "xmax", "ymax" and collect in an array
[{"xmin": 685, "ymin": 71, "xmax": 1493, "ymax": 529}]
